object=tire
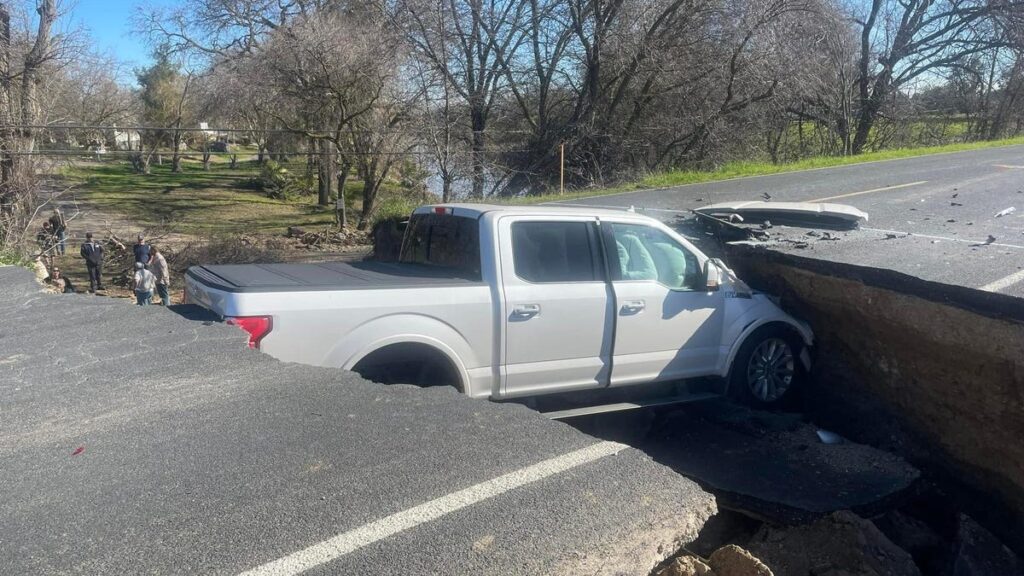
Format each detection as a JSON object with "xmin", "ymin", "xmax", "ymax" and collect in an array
[{"xmin": 727, "ymin": 325, "xmax": 805, "ymax": 406}]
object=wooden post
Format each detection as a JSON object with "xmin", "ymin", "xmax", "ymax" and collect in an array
[{"xmin": 559, "ymin": 142, "xmax": 565, "ymax": 195}]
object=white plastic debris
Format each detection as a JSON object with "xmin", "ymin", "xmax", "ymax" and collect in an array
[
  {"xmin": 816, "ymin": 429, "xmax": 845, "ymax": 445},
  {"xmin": 995, "ymin": 207, "xmax": 1016, "ymax": 217}
]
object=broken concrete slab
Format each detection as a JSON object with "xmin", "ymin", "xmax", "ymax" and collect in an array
[
  {"xmin": 643, "ymin": 401, "xmax": 920, "ymax": 525},
  {"xmin": 694, "ymin": 201, "xmax": 869, "ymax": 230},
  {"xmin": 747, "ymin": 511, "xmax": 921, "ymax": 576}
]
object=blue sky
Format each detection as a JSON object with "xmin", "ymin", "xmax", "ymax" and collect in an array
[{"xmin": 70, "ymin": 0, "xmax": 175, "ymax": 70}]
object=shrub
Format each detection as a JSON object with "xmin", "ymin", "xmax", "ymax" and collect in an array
[
  {"xmin": 259, "ymin": 160, "xmax": 314, "ymax": 200},
  {"xmin": 167, "ymin": 237, "xmax": 279, "ymax": 275}
]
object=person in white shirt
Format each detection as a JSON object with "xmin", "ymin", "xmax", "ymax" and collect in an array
[{"xmin": 132, "ymin": 262, "xmax": 157, "ymax": 306}]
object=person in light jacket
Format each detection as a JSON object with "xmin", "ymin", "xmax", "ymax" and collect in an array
[{"xmin": 150, "ymin": 246, "xmax": 170, "ymax": 306}]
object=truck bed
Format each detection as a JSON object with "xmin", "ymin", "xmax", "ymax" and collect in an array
[{"xmin": 186, "ymin": 260, "xmax": 484, "ymax": 293}]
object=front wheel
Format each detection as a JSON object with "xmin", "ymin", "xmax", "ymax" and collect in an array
[{"xmin": 728, "ymin": 325, "xmax": 805, "ymax": 406}]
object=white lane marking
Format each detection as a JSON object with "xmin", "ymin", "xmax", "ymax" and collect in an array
[
  {"xmin": 861, "ymin": 227, "xmax": 1024, "ymax": 250},
  {"xmin": 809, "ymin": 181, "xmax": 928, "ymax": 202},
  {"xmin": 237, "ymin": 441, "xmax": 629, "ymax": 576},
  {"xmin": 980, "ymin": 269, "xmax": 1024, "ymax": 292},
  {"xmin": 992, "ymin": 164, "xmax": 1024, "ymax": 169}
]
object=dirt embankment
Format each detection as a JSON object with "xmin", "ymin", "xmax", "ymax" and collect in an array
[{"xmin": 724, "ymin": 245, "xmax": 1024, "ymax": 553}]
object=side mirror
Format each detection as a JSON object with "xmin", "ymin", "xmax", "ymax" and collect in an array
[{"xmin": 704, "ymin": 260, "xmax": 722, "ymax": 291}]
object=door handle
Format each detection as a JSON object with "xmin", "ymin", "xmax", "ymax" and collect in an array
[
  {"xmin": 621, "ymin": 300, "xmax": 646, "ymax": 314},
  {"xmin": 512, "ymin": 304, "xmax": 541, "ymax": 319}
]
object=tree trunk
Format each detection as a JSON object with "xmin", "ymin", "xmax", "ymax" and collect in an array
[
  {"xmin": 336, "ymin": 158, "xmax": 350, "ymax": 230},
  {"xmin": 357, "ymin": 167, "xmax": 379, "ymax": 231},
  {"xmin": 470, "ymin": 109, "xmax": 485, "ymax": 198},
  {"xmin": 317, "ymin": 143, "xmax": 333, "ymax": 206},
  {"xmin": 172, "ymin": 131, "xmax": 183, "ymax": 172},
  {"xmin": 0, "ymin": 5, "xmax": 13, "ymax": 198}
]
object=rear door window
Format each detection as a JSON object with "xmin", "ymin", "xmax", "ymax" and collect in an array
[
  {"xmin": 400, "ymin": 214, "xmax": 481, "ymax": 278},
  {"xmin": 511, "ymin": 221, "xmax": 604, "ymax": 283}
]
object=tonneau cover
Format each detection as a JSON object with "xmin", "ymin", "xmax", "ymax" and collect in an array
[{"xmin": 187, "ymin": 260, "xmax": 484, "ymax": 293}]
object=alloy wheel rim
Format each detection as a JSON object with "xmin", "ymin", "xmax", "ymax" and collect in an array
[{"xmin": 746, "ymin": 337, "xmax": 795, "ymax": 402}]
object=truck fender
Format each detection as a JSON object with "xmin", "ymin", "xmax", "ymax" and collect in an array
[
  {"xmin": 721, "ymin": 313, "xmax": 814, "ymax": 377},
  {"xmin": 325, "ymin": 313, "xmax": 476, "ymax": 394}
]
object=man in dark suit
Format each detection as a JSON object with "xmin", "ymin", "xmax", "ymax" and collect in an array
[{"xmin": 80, "ymin": 232, "xmax": 105, "ymax": 292}]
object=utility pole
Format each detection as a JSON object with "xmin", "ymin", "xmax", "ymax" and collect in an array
[{"xmin": 559, "ymin": 142, "xmax": 564, "ymax": 195}]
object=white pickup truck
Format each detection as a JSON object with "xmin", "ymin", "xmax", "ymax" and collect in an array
[{"xmin": 185, "ymin": 204, "xmax": 812, "ymax": 406}]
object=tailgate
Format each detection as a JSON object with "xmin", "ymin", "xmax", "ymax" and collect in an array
[{"xmin": 185, "ymin": 266, "xmax": 237, "ymax": 316}]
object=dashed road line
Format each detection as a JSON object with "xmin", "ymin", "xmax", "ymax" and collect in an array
[
  {"xmin": 980, "ymin": 269, "xmax": 1024, "ymax": 292},
  {"xmin": 809, "ymin": 181, "xmax": 928, "ymax": 202},
  {"xmin": 237, "ymin": 441, "xmax": 629, "ymax": 576}
]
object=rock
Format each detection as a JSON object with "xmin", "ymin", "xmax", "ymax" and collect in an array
[
  {"xmin": 952, "ymin": 515, "xmax": 1024, "ymax": 576},
  {"xmin": 708, "ymin": 545, "xmax": 772, "ymax": 576},
  {"xmin": 747, "ymin": 511, "xmax": 921, "ymax": 576},
  {"xmin": 656, "ymin": 555, "xmax": 716, "ymax": 576},
  {"xmin": 873, "ymin": 510, "xmax": 944, "ymax": 561}
]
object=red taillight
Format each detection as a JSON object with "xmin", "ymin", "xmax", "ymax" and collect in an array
[
  {"xmin": 433, "ymin": 206, "xmax": 453, "ymax": 215},
  {"xmin": 225, "ymin": 316, "xmax": 273, "ymax": 349}
]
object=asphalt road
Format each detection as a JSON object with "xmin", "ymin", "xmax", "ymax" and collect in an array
[
  {"xmin": 0, "ymin": 266, "xmax": 714, "ymax": 575},
  {"xmin": 552, "ymin": 145, "xmax": 1024, "ymax": 297}
]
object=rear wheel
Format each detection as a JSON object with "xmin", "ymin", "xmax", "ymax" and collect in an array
[
  {"xmin": 351, "ymin": 343, "xmax": 461, "ymax": 390},
  {"xmin": 728, "ymin": 325, "xmax": 805, "ymax": 406}
]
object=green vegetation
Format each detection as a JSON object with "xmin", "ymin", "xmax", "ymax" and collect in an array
[
  {"xmin": 65, "ymin": 160, "xmax": 340, "ymax": 235},
  {"xmin": 0, "ymin": 249, "xmax": 33, "ymax": 267}
]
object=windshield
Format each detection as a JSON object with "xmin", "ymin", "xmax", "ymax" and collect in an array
[{"xmin": 399, "ymin": 213, "xmax": 482, "ymax": 278}]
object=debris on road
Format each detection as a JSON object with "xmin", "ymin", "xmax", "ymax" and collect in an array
[
  {"xmin": 951, "ymin": 202, "xmax": 963, "ymax": 206},
  {"xmin": 971, "ymin": 235, "xmax": 998, "ymax": 247},
  {"xmin": 762, "ymin": 192, "xmax": 772, "ymax": 201},
  {"xmin": 995, "ymin": 207, "xmax": 1017, "ymax": 217}
]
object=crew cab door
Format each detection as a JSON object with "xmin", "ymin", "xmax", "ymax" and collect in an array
[
  {"xmin": 499, "ymin": 217, "xmax": 614, "ymax": 396},
  {"xmin": 603, "ymin": 221, "xmax": 725, "ymax": 386}
]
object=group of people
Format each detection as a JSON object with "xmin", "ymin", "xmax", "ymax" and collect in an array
[
  {"xmin": 129, "ymin": 234, "xmax": 171, "ymax": 306},
  {"xmin": 78, "ymin": 231, "xmax": 171, "ymax": 305},
  {"xmin": 36, "ymin": 208, "xmax": 172, "ymax": 306}
]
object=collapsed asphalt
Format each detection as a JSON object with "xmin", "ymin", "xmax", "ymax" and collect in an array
[
  {"xmin": 0, "ymin": 266, "xmax": 714, "ymax": 575},
  {"xmin": 551, "ymin": 144, "xmax": 1024, "ymax": 297}
]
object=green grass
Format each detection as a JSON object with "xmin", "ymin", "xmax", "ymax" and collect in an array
[
  {"xmin": 64, "ymin": 160, "xmax": 339, "ymax": 235},
  {"xmin": 505, "ymin": 134, "xmax": 1024, "ymax": 205}
]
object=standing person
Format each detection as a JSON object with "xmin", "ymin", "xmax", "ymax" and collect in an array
[
  {"xmin": 80, "ymin": 232, "xmax": 105, "ymax": 293},
  {"xmin": 150, "ymin": 246, "xmax": 170, "ymax": 306},
  {"xmin": 133, "ymin": 233, "xmax": 152, "ymax": 268},
  {"xmin": 48, "ymin": 208, "xmax": 67, "ymax": 256},
  {"xmin": 132, "ymin": 262, "xmax": 156, "ymax": 306}
]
